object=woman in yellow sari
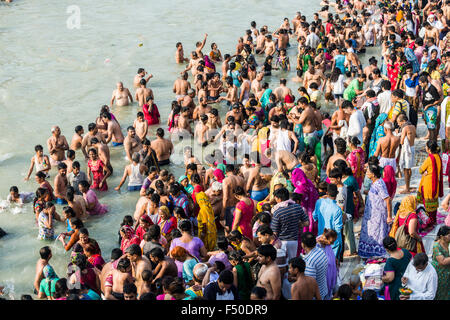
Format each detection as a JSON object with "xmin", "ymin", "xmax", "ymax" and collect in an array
[
  {"xmin": 195, "ymin": 191, "xmax": 217, "ymax": 251},
  {"xmin": 417, "ymin": 141, "xmax": 444, "ymax": 229},
  {"xmin": 389, "ymin": 195, "xmax": 425, "ymax": 257}
]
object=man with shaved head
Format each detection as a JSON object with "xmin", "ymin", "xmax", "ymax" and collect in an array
[
  {"xmin": 46, "ymin": 126, "xmax": 69, "ymax": 166},
  {"xmin": 111, "ymin": 81, "xmax": 133, "ymax": 107}
]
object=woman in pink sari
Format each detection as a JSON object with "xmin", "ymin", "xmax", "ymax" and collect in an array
[
  {"xmin": 346, "ymin": 136, "xmax": 365, "ymax": 188},
  {"xmin": 119, "ymin": 225, "xmax": 140, "ymax": 253},
  {"xmin": 231, "ymin": 186, "xmax": 255, "ymax": 240},
  {"xmin": 204, "ymin": 55, "xmax": 216, "ymax": 73},
  {"xmin": 291, "ymin": 168, "xmax": 319, "ymax": 235},
  {"xmin": 382, "ymin": 165, "xmax": 397, "ymax": 199}
]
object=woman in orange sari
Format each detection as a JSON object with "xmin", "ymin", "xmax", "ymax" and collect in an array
[
  {"xmin": 417, "ymin": 141, "xmax": 444, "ymax": 230},
  {"xmin": 389, "ymin": 195, "xmax": 425, "ymax": 257}
]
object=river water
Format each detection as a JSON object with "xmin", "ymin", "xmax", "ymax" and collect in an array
[{"xmin": 0, "ymin": 0, "xmax": 325, "ymax": 298}]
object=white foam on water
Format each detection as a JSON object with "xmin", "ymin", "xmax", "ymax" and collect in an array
[{"xmin": 0, "ymin": 153, "xmax": 13, "ymax": 163}]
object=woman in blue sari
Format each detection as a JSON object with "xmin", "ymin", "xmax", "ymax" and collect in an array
[{"xmin": 368, "ymin": 113, "xmax": 388, "ymax": 158}]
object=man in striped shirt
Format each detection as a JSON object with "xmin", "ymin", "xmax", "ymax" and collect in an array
[
  {"xmin": 301, "ymin": 232, "xmax": 329, "ymax": 300},
  {"xmin": 271, "ymin": 188, "xmax": 309, "ymax": 261}
]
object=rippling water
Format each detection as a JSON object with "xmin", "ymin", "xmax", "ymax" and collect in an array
[{"xmin": 0, "ymin": 0, "xmax": 329, "ymax": 298}]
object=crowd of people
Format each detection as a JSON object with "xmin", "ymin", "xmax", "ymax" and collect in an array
[{"xmin": 2, "ymin": 0, "xmax": 450, "ymax": 301}]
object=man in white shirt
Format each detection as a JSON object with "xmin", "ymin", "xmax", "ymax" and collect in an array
[
  {"xmin": 305, "ymin": 26, "xmax": 320, "ymax": 49},
  {"xmin": 343, "ymin": 101, "xmax": 366, "ymax": 146},
  {"xmin": 377, "ymin": 80, "xmax": 392, "ymax": 115},
  {"xmin": 400, "ymin": 253, "xmax": 438, "ymax": 300}
]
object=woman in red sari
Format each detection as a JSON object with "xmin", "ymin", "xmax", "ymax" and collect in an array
[
  {"xmin": 387, "ymin": 54, "xmax": 400, "ymax": 90},
  {"xmin": 142, "ymin": 96, "xmax": 160, "ymax": 125},
  {"xmin": 382, "ymin": 165, "xmax": 397, "ymax": 200},
  {"xmin": 231, "ymin": 186, "xmax": 255, "ymax": 240},
  {"xmin": 87, "ymin": 148, "xmax": 111, "ymax": 191},
  {"xmin": 346, "ymin": 136, "xmax": 365, "ymax": 188}
]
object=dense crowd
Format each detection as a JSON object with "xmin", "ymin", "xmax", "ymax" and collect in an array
[{"xmin": 1, "ymin": 0, "xmax": 450, "ymax": 301}]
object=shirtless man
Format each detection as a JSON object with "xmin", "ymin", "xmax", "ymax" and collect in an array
[
  {"xmin": 91, "ymin": 137, "xmax": 113, "ymax": 174},
  {"xmin": 148, "ymin": 247, "xmax": 178, "ymax": 282},
  {"xmin": 133, "ymin": 112, "xmax": 148, "ymax": 141},
  {"xmin": 135, "ymin": 79, "xmax": 154, "ymax": 107},
  {"xmin": 47, "ymin": 126, "xmax": 69, "ymax": 166},
  {"xmin": 101, "ymin": 112, "xmax": 125, "ymax": 146},
  {"xmin": 195, "ymin": 114, "xmax": 210, "ymax": 146},
  {"xmin": 275, "ymin": 149, "xmax": 300, "ymax": 171},
  {"xmin": 173, "ymin": 72, "xmax": 191, "ymax": 101},
  {"xmin": 396, "ymin": 114, "xmax": 416, "ymax": 193},
  {"xmin": 256, "ymin": 245, "xmax": 281, "ymax": 300},
  {"xmin": 33, "ymin": 246, "xmax": 52, "ymax": 294},
  {"xmin": 178, "ymin": 107, "xmax": 193, "ymax": 137},
  {"xmin": 100, "ymin": 249, "xmax": 122, "ymax": 295},
  {"xmin": 81, "ymin": 123, "xmax": 105, "ymax": 160},
  {"xmin": 226, "ymin": 105, "xmax": 244, "ymax": 125},
  {"xmin": 222, "ymin": 164, "xmax": 245, "ymax": 228},
  {"xmin": 125, "ymin": 244, "xmax": 152, "ymax": 292},
  {"xmin": 133, "ymin": 68, "xmax": 153, "ymax": 90},
  {"xmin": 374, "ymin": 121, "xmax": 401, "ymax": 172},
  {"xmin": 424, "ymin": 22, "xmax": 440, "ymax": 46},
  {"xmin": 246, "ymin": 152, "xmax": 270, "ymax": 202},
  {"xmin": 195, "ymin": 33, "xmax": 208, "ymax": 58},
  {"xmin": 330, "ymin": 102, "xmax": 350, "ymax": 141},
  {"xmin": 273, "ymin": 78, "xmax": 293, "ymax": 102},
  {"xmin": 151, "ymin": 128, "xmax": 173, "ymax": 167},
  {"xmin": 175, "ymin": 42, "xmax": 189, "ymax": 64},
  {"xmin": 124, "ymin": 126, "xmax": 142, "ymax": 163},
  {"xmin": 218, "ymin": 77, "xmax": 239, "ymax": 105},
  {"xmin": 179, "ymin": 89, "xmax": 196, "ymax": 114},
  {"xmin": 54, "ymin": 163, "xmax": 68, "ymax": 204},
  {"xmin": 70, "ymin": 125, "xmax": 84, "ymax": 151},
  {"xmin": 221, "ymin": 54, "xmax": 232, "ymax": 80},
  {"xmin": 303, "ymin": 65, "xmax": 325, "ymax": 90},
  {"xmin": 182, "ymin": 52, "xmax": 202, "ymax": 77},
  {"xmin": 263, "ymin": 35, "xmax": 276, "ymax": 57},
  {"xmin": 326, "ymin": 137, "xmax": 349, "ymax": 177},
  {"xmin": 289, "ymin": 257, "xmax": 321, "ymax": 300},
  {"xmin": 251, "ymin": 71, "xmax": 265, "ymax": 96},
  {"xmin": 295, "ymin": 98, "xmax": 318, "ymax": 146},
  {"xmin": 193, "ymin": 97, "xmax": 212, "ymax": 121},
  {"xmin": 104, "ymin": 257, "xmax": 134, "ymax": 300},
  {"xmin": 207, "ymin": 73, "xmax": 223, "ymax": 101},
  {"xmin": 255, "ymin": 28, "xmax": 267, "ymax": 54},
  {"xmin": 110, "ymin": 82, "xmax": 133, "ymax": 107}
]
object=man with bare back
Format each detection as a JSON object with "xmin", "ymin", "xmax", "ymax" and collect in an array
[
  {"xmin": 135, "ymin": 79, "xmax": 154, "ymax": 107},
  {"xmin": 151, "ymin": 128, "xmax": 173, "ymax": 167},
  {"xmin": 374, "ymin": 121, "xmax": 401, "ymax": 172},
  {"xmin": 173, "ymin": 72, "xmax": 191, "ymax": 101},
  {"xmin": 222, "ymin": 164, "xmax": 244, "ymax": 229},
  {"xmin": 289, "ymin": 257, "xmax": 321, "ymax": 300}
]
